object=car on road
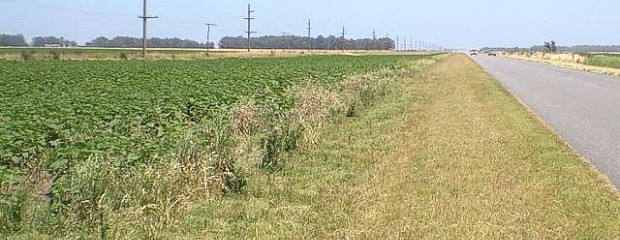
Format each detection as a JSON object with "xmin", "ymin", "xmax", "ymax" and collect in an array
[
  {"xmin": 469, "ymin": 50, "xmax": 478, "ymax": 56},
  {"xmin": 488, "ymin": 50, "xmax": 497, "ymax": 57}
]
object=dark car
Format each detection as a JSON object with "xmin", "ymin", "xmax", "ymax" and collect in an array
[{"xmin": 469, "ymin": 50, "xmax": 478, "ymax": 56}]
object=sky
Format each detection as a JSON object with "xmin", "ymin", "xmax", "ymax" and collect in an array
[{"xmin": 1, "ymin": 0, "xmax": 619, "ymax": 49}]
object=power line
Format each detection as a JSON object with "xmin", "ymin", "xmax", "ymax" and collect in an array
[
  {"xmin": 4, "ymin": 0, "xmax": 204, "ymax": 27},
  {"xmin": 244, "ymin": 4, "xmax": 256, "ymax": 52},
  {"xmin": 3, "ymin": 0, "xmax": 135, "ymax": 18},
  {"xmin": 3, "ymin": 0, "xmax": 449, "ymax": 51},
  {"xmin": 139, "ymin": 0, "xmax": 158, "ymax": 59}
]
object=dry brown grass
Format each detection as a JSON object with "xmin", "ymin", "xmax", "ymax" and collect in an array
[
  {"xmin": 502, "ymin": 52, "xmax": 620, "ymax": 76},
  {"xmin": 180, "ymin": 54, "xmax": 620, "ymax": 239},
  {"xmin": 231, "ymin": 100, "xmax": 259, "ymax": 136},
  {"xmin": 287, "ymin": 81, "xmax": 345, "ymax": 147}
]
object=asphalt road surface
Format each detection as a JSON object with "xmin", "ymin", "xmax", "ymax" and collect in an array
[{"xmin": 472, "ymin": 55, "xmax": 620, "ymax": 188}]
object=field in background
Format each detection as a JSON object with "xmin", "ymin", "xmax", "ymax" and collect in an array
[
  {"xmin": 501, "ymin": 51, "xmax": 620, "ymax": 76},
  {"xmin": 586, "ymin": 53, "xmax": 620, "ymax": 69},
  {"xmin": 0, "ymin": 47, "xmax": 425, "ymax": 61}
]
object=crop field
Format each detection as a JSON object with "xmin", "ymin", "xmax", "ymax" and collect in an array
[
  {"xmin": 0, "ymin": 55, "xmax": 418, "ymax": 173},
  {"xmin": 0, "ymin": 54, "xmax": 430, "ymax": 236},
  {"xmin": 585, "ymin": 53, "xmax": 620, "ymax": 69}
]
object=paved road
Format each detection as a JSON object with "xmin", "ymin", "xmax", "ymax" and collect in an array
[{"xmin": 472, "ymin": 55, "xmax": 620, "ymax": 188}]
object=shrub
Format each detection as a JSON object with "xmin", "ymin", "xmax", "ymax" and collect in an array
[
  {"xmin": 20, "ymin": 51, "xmax": 32, "ymax": 61},
  {"xmin": 260, "ymin": 123, "xmax": 303, "ymax": 171},
  {"xmin": 119, "ymin": 52, "xmax": 128, "ymax": 60},
  {"xmin": 50, "ymin": 50, "xmax": 61, "ymax": 60},
  {"xmin": 346, "ymin": 102, "xmax": 358, "ymax": 117},
  {"xmin": 0, "ymin": 167, "xmax": 26, "ymax": 233}
]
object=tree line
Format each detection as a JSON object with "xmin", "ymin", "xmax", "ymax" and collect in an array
[
  {"xmin": 219, "ymin": 35, "xmax": 395, "ymax": 50},
  {"xmin": 0, "ymin": 34, "xmax": 210, "ymax": 48},
  {"xmin": 86, "ymin": 36, "xmax": 213, "ymax": 48},
  {"xmin": 0, "ymin": 34, "xmax": 28, "ymax": 46},
  {"xmin": 3, "ymin": 33, "xmax": 395, "ymax": 50},
  {"xmin": 0, "ymin": 34, "xmax": 78, "ymax": 47}
]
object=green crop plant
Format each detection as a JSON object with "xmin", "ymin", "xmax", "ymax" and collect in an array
[{"xmin": 0, "ymin": 54, "xmax": 433, "ymax": 236}]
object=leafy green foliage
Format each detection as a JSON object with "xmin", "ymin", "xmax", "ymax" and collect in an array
[
  {"xmin": 0, "ymin": 54, "xmax": 433, "ymax": 237},
  {"xmin": 0, "ymin": 55, "xmax": 413, "ymax": 175},
  {"xmin": 0, "ymin": 165, "xmax": 25, "ymax": 233}
]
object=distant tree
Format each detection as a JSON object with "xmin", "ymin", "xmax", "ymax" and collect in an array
[
  {"xmin": 31, "ymin": 36, "xmax": 76, "ymax": 47},
  {"xmin": 32, "ymin": 36, "xmax": 61, "ymax": 46},
  {"xmin": 87, "ymin": 37, "xmax": 110, "ymax": 47},
  {"xmin": 0, "ymin": 34, "xmax": 28, "ymax": 46},
  {"xmin": 218, "ymin": 35, "xmax": 395, "ymax": 50},
  {"xmin": 86, "ymin": 36, "xmax": 203, "ymax": 48},
  {"xmin": 550, "ymin": 40, "xmax": 558, "ymax": 52},
  {"xmin": 542, "ymin": 40, "xmax": 558, "ymax": 53},
  {"xmin": 543, "ymin": 41, "xmax": 552, "ymax": 52}
]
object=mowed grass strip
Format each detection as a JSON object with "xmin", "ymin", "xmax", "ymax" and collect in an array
[{"xmin": 184, "ymin": 54, "xmax": 620, "ymax": 239}]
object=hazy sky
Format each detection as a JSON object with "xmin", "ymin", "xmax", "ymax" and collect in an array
[{"xmin": 1, "ymin": 0, "xmax": 619, "ymax": 48}]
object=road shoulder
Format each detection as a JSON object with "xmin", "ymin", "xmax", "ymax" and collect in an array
[{"xmin": 190, "ymin": 54, "xmax": 620, "ymax": 239}]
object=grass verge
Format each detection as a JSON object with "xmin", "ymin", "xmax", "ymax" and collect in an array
[
  {"xmin": 179, "ymin": 54, "xmax": 620, "ymax": 239},
  {"xmin": 501, "ymin": 52, "xmax": 620, "ymax": 76}
]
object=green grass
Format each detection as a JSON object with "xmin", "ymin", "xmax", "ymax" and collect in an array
[
  {"xmin": 0, "ymin": 55, "xmax": 414, "ymax": 172},
  {"xmin": 3, "ymin": 54, "xmax": 620, "ymax": 239},
  {"xmin": 0, "ymin": 54, "xmax": 434, "ymax": 238},
  {"xmin": 585, "ymin": 54, "xmax": 620, "ymax": 69},
  {"xmin": 173, "ymin": 54, "xmax": 620, "ymax": 239}
]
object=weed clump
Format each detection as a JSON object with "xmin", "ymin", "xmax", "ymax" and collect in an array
[
  {"xmin": 20, "ymin": 51, "xmax": 33, "ymax": 61},
  {"xmin": 119, "ymin": 52, "xmax": 128, "ymax": 60},
  {"xmin": 260, "ymin": 124, "xmax": 302, "ymax": 171},
  {"xmin": 50, "ymin": 50, "xmax": 61, "ymax": 60}
]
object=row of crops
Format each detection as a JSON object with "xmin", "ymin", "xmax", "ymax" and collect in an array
[{"xmin": 0, "ymin": 55, "xmax": 416, "ymax": 177}]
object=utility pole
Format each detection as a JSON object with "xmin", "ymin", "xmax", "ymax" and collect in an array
[
  {"xmin": 307, "ymin": 19, "xmax": 311, "ymax": 52},
  {"xmin": 341, "ymin": 26, "xmax": 346, "ymax": 52},
  {"xmin": 372, "ymin": 29, "xmax": 377, "ymax": 51},
  {"xmin": 396, "ymin": 35, "xmax": 399, "ymax": 52},
  {"xmin": 244, "ymin": 4, "xmax": 255, "ymax": 52},
  {"xmin": 139, "ymin": 0, "xmax": 158, "ymax": 59},
  {"xmin": 205, "ymin": 23, "xmax": 217, "ymax": 54},
  {"xmin": 404, "ymin": 37, "xmax": 407, "ymax": 51}
]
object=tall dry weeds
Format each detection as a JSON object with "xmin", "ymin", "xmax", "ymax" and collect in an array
[{"xmin": 1, "ymin": 58, "xmax": 421, "ymax": 238}]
